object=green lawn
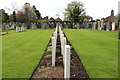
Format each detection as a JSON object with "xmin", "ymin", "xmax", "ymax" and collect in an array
[
  {"xmin": 64, "ymin": 29, "xmax": 118, "ymax": 78},
  {"xmin": 2, "ymin": 29, "xmax": 53, "ymax": 78}
]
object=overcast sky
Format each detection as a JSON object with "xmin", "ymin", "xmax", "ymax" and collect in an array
[{"xmin": 0, "ymin": 0, "xmax": 120, "ymax": 20}]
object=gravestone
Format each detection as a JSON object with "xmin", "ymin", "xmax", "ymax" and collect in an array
[
  {"xmin": 34, "ymin": 23, "xmax": 37, "ymax": 29},
  {"xmin": 52, "ymin": 37, "xmax": 56, "ymax": 66},
  {"xmin": 16, "ymin": 26, "xmax": 18, "ymax": 32},
  {"xmin": 63, "ymin": 37, "xmax": 66, "ymax": 63},
  {"xmin": 5, "ymin": 24, "xmax": 9, "ymax": 34},
  {"xmin": 100, "ymin": 21, "xmax": 104, "ymax": 30},
  {"xmin": 112, "ymin": 22, "xmax": 115, "ymax": 31},
  {"xmin": 98, "ymin": 21, "xmax": 101, "ymax": 30},
  {"xmin": 93, "ymin": 22, "xmax": 96, "ymax": 29},
  {"xmin": 64, "ymin": 45, "xmax": 70, "ymax": 79},
  {"xmin": 61, "ymin": 34, "xmax": 64, "ymax": 55},
  {"xmin": 12, "ymin": 24, "xmax": 15, "ymax": 29},
  {"xmin": 106, "ymin": 22, "xmax": 110, "ymax": 31}
]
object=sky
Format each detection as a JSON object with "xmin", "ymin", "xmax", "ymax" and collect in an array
[{"xmin": 0, "ymin": 0, "xmax": 120, "ymax": 20}]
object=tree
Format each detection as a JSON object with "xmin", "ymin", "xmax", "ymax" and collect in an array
[
  {"xmin": 64, "ymin": 1, "xmax": 85, "ymax": 22},
  {"xmin": 9, "ymin": 11, "xmax": 17, "ymax": 22},
  {"xmin": 33, "ymin": 5, "xmax": 42, "ymax": 20},
  {"xmin": 16, "ymin": 10, "xmax": 27, "ymax": 23},
  {"xmin": 0, "ymin": 9, "xmax": 9, "ymax": 23},
  {"xmin": 22, "ymin": 3, "xmax": 36, "ymax": 22}
]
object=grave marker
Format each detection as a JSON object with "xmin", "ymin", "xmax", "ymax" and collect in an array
[
  {"xmin": 106, "ymin": 22, "xmax": 110, "ymax": 31},
  {"xmin": 112, "ymin": 22, "xmax": 115, "ymax": 31},
  {"xmin": 63, "ymin": 37, "xmax": 66, "ymax": 63},
  {"xmin": 61, "ymin": 34, "xmax": 64, "ymax": 55},
  {"xmin": 64, "ymin": 45, "xmax": 70, "ymax": 79},
  {"xmin": 52, "ymin": 37, "xmax": 56, "ymax": 66},
  {"xmin": 101, "ymin": 21, "xmax": 104, "ymax": 30}
]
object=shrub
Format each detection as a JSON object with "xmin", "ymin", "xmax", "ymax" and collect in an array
[
  {"xmin": 48, "ymin": 43, "xmax": 52, "ymax": 46},
  {"xmin": 47, "ymin": 46, "xmax": 52, "ymax": 50},
  {"xmin": 58, "ymin": 56, "xmax": 63, "ymax": 59},
  {"xmin": 38, "ymin": 69, "xmax": 44, "ymax": 73},
  {"xmin": 46, "ymin": 63, "xmax": 51, "ymax": 67},
  {"xmin": 45, "ymin": 54, "xmax": 52, "ymax": 59},
  {"xmin": 47, "ymin": 49, "xmax": 52, "ymax": 53}
]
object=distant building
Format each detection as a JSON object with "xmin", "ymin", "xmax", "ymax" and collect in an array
[{"xmin": 104, "ymin": 10, "xmax": 116, "ymax": 23}]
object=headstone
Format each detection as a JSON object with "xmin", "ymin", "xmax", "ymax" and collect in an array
[
  {"xmin": 34, "ymin": 23, "xmax": 37, "ymax": 29},
  {"xmin": 16, "ymin": 26, "xmax": 18, "ymax": 32},
  {"xmin": 61, "ymin": 34, "xmax": 64, "ymax": 55},
  {"xmin": 76, "ymin": 23, "xmax": 80, "ymax": 29},
  {"xmin": 106, "ymin": 22, "xmax": 110, "ymax": 31},
  {"xmin": 63, "ymin": 37, "xmax": 66, "ymax": 63},
  {"xmin": 98, "ymin": 21, "xmax": 100, "ymax": 30},
  {"xmin": 93, "ymin": 22, "xmax": 96, "ymax": 29},
  {"xmin": 52, "ymin": 37, "xmax": 56, "ymax": 66},
  {"xmin": 64, "ymin": 45, "xmax": 70, "ymax": 79},
  {"xmin": 5, "ymin": 24, "xmax": 9, "ymax": 34},
  {"xmin": 86, "ymin": 23, "xmax": 89, "ymax": 29},
  {"xmin": 12, "ymin": 24, "xmax": 15, "ymax": 29},
  {"xmin": 101, "ymin": 21, "xmax": 104, "ymax": 30},
  {"xmin": 112, "ymin": 22, "xmax": 115, "ymax": 31}
]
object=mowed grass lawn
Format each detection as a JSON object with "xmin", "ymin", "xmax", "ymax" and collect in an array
[
  {"xmin": 2, "ymin": 29, "xmax": 53, "ymax": 78},
  {"xmin": 64, "ymin": 29, "xmax": 118, "ymax": 78}
]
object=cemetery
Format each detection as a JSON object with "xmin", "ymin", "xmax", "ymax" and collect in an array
[
  {"xmin": 2, "ymin": 24, "xmax": 118, "ymax": 79},
  {"xmin": 1, "ymin": 0, "xmax": 119, "ymax": 80}
]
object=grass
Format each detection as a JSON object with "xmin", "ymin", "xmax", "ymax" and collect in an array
[
  {"xmin": 64, "ymin": 29, "xmax": 118, "ymax": 78},
  {"xmin": 2, "ymin": 29, "xmax": 54, "ymax": 78}
]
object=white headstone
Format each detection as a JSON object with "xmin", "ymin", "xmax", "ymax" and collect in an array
[
  {"xmin": 52, "ymin": 37, "xmax": 56, "ymax": 66},
  {"xmin": 64, "ymin": 45, "xmax": 70, "ymax": 79},
  {"xmin": 86, "ymin": 23, "xmax": 89, "ymax": 28},
  {"xmin": 112, "ymin": 22, "xmax": 115, "ymax": 31},
  {"xmin": 63, "ymin": 37, "xmax": 66, "ymax": 63},
  {"xmin": 98, "ymin": 21, "xmax": 100, "ymax": 30},
  {"xmin": 22, "ymin": 26, "xmax": 24, "ymax": 31},
  {"xmin": 93, "ymin": 22, "xmax": 96, "ymax": 29},
  {"xmin": 106, "ymin": 22, "xmax": 110, "ymax": 31},
  {"xmin": 16, "ymin": 27, "xmax": 18, "ymax": 32},
  {"xmin": 101, "ymin": 21, "xmax": 104, "ymax": 30},
  {"xmin": 61, "ymin": 34, "xmax": 64, "ymax": 55}
]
